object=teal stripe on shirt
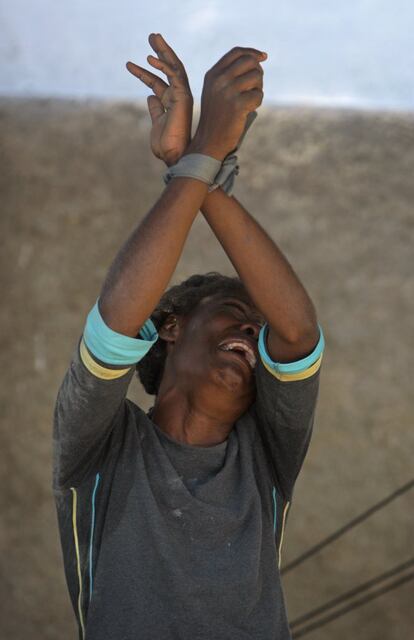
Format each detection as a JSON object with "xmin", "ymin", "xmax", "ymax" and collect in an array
[
  {"xmin": 83, "ymin": 298, "xmax": 159, "ymax": 366},
  {"xmin": 258, "ymin": 323, "xmax": 324, "ymax": 374}
]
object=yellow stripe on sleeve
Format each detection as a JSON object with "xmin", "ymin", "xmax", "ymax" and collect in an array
[
  {"xmin": 80, "ymin": 338, "xmax": 132, "ymax": 380},
  {"xmin": 278, "ymin": 501, "xmax": 290, "ymax": 569},
  {"xmin": 261, "ymin": 353, "xmax": 323, "ymax": 382},
  {"xmin": 70, "ymin": 488, "xmax": 86, "ymax": 640}
]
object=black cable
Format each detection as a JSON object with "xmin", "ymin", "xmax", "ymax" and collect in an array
[
  {"xmin": 291, "ymin": 570, "xmax": 414, "ymax": 639},
  {"xmin": 290, "ymin": 557, "xmax": 414, "ymax": 629},
  {"xmin": 281, "ymin": 478, "xmax": 414, "ymax": 575}
]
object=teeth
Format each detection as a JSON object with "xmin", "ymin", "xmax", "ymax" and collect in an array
[{"xmin": 219, "ymin": 341, "xmax": 257, "ymax": 369}]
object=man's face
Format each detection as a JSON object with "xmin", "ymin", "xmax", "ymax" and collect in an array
[{"xmin": 160, "ymin": 292, "xmax": 265, "ymax": 415}]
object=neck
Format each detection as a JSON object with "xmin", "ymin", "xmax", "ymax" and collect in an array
[{"xmin": 150, "ymin": 385, "xmax": 238, "ymax": 447}]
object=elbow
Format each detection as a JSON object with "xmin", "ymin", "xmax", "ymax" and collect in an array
[
  {"xmin": 299, "ymin": 301, "xmax": 319, "ymax": 340},
  {"xmin": 286, "ymin": 315, "xmax": 320, "ymax": 348}
]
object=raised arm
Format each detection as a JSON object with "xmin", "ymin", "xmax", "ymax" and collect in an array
[
  {"xmin": 98, "ymin": 176, "xmax": 207, "ymax": 336},
  {"xmin": 101, "ymin": 41, "xmax": 267, "ymax": 335},
  {"xmin": 198, "ymin": 188, "xmax": 320, "ymax": 362}
]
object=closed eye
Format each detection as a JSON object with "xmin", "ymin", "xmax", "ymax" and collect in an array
[
  {"xmin": 224, "ymin": 302, "xmax": 264, "ymax": 328},
  {"xmin": 225, "ymin": 302, "xmax": 247, "ymax": 315}
]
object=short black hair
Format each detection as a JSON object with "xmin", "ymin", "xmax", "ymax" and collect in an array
[{"xmin": 135, "ymin": 272, "xmax": 250, "ymax": 395}]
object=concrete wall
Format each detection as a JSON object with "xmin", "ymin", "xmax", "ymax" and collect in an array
[{"xmin": 1, "ymin": 97, "xmax": 413, "ymax": 638}]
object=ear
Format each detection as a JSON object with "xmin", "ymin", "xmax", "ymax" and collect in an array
[{"xmin": 158, "ymin": 314, "xmax": 181, "ymax": 343}]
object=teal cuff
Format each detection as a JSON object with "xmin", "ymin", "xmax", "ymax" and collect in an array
[
  {"xmin": 83, "ymin": 298, "xmax": 159, "ymax": 366},
  {"xmin": 258, "ymin": 323, "xmax": 325, "ymax": 374}
]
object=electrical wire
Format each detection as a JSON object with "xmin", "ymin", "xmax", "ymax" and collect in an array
[
  {"xmin": 291, "ymin": 570, "xmax": 414, "ymax": 638},
  {"xmin": 290, "ymin": 557, "xmax": 414, "ymax": 629},
  {"xmin": 281, "ymin": 478, "xmax": 414, "ymax": 575}
]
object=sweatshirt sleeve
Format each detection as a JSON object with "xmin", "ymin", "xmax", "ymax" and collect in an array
[
  {"xmin": 252, "ymin": 324, "xmax": 325, "ymax": 502},
  {"xmin": 52, "ymin": 297, "xmax": 158, "ymax": 491}
]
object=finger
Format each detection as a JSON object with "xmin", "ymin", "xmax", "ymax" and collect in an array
[
  {"xmin": 213, "ymin": 46, "xmax": 267, "ymax": 73},
  {"xmin": 238, "ymin": 88, "xmax": 264, "ymax": 111},
  {"xmin": 223, "ymin": 54, "xmax": 264, "ymax": 80},
  {"xmin": 146, "ymin": 54, "xmax": 186, "ymax": 91},
  {"xmin": 148, "ymin": 33, "xmax": 189, "ymax": 81},
  {"xmin": 147, "ymin": 95, "xmax": 165, "ymax": 124},
  {"xmin": 232, "ymin": 68, "xmax": 263, "ymax": 93},
  {"xmin": 126, "ymin": 60, "xmax": 168, "ymax": 100}
]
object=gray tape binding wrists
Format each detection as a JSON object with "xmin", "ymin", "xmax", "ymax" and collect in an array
[{"xmin": 162, "ymin": 110, "xmax": 258, "ymax": 196}]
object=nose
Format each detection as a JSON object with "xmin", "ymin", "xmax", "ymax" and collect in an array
[{"xmin": 240, "ymin": 322, "xmax": 261, "ymax": 341}]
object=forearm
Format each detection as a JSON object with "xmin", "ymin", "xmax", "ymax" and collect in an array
[
  {"xmin": 200, "ymin": 187, "xmax": 318, "ymax": 343},
  {"xmin": 99, "ymin": 177, "xmax": 208, "ymax": 337}
]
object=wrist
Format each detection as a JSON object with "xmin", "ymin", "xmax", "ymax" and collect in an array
[
  {"xmin": 184, "ymin": 136, "xmax": 227, "ymax": 163},
  {"xmin": 163, "ymin": 137, "xmax": 193, "ymax": 168},
  {"xmin": 165, "ymin": 158, "xmax": 178, "ymax": 169}
]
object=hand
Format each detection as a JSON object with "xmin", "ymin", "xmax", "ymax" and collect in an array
[
  {"xmin": 126, "ymin": 33, "xmax": 194, "ymax": 167},
  {"xmin": 188, "ymin": 47, "xmax": 267, "ymax": 162}
]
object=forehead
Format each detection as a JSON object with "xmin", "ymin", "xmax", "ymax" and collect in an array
[{"xmin": 197, "ymin": 292, "xmax": 264, "ymax": 321}]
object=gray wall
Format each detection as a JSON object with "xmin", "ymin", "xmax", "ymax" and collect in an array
[{"xmin": 1, "ymin": 97, "xmax": 413, "ymax": 639}]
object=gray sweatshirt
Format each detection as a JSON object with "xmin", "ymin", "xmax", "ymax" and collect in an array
[{"xmin": 52, "ymin": 334, "xmax": 321, "ymax": 640}]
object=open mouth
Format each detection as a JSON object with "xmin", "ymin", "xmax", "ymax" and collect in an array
[{"xmin": 217, "ymin": 339, "xmax": 257, "ymax": 370}]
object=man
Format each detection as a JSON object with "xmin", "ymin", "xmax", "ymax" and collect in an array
[{"xmin": 53, "ymin": 34, "xmax": 324, "ymax": 640}]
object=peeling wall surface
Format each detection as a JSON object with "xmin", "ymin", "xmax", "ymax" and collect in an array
[{"xmin": 1, "ymin": 97, "xmax": 413, "ymax": 639}]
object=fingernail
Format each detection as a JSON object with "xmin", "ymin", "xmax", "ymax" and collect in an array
[{"xmin": 260, "ymin": 52, "xmax": 268, "ymax": 58}]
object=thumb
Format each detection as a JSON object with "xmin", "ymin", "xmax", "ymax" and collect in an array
[{"xmin": 147, "ymin": 95, "xmax": 165, "ymax": 124}]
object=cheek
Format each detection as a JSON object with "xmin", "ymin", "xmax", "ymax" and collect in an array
[
  {"xmin": 179, "ymin": 316, "xmax": 221, "ymax": 352},
  {"xmin": 171, "ymin": 332, "xmax": 213, "ymax": 375},
  {"xmin": 171, "ymin": 312, "xmax": 231, "ymax": 370}
]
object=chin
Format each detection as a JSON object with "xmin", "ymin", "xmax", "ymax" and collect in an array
[{"xmin": 211, "ymin": 365, "xmax": 255, "ymax": 399}]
